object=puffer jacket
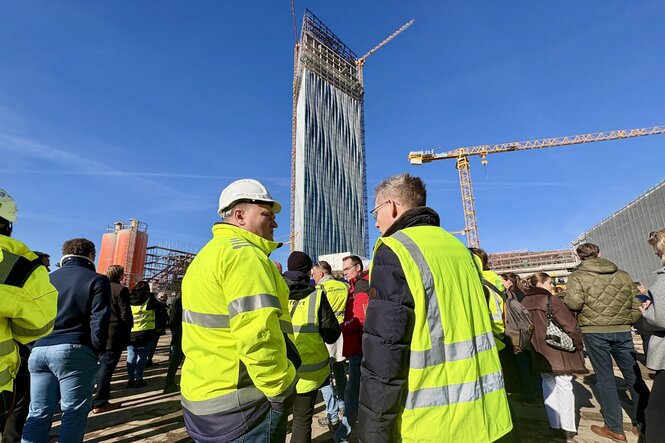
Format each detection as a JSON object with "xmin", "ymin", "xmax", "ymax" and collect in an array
[{"xmin": 564, "ymin": 257, "xmax": 640, "ymax": 333}]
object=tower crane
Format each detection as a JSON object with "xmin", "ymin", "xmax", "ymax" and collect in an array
[
  {"xmin": 356, "ymin": 18, "xmax": 415, "ymax": 87},
  {"xmin": 408, "ymin": 126, "xmax": 665, "ymax": 248}
]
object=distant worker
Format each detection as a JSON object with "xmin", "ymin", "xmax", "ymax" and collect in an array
[
  {"xmin": 336, "ymin": 254, "xmax": 369, "ymax": 443},
  {"xmin": 126, "ymin": 281, "xmax": 158, "ymax": 388},
  {"xmin": 359, "ymin": 173, "xmax": 512, "ymax": 442},
  {"xmin": 93, "ymin": 265, "xmax": 133, "ymax": 413},
  {"xmin": 470, "ymin": 247, "xmax": 507, "ymax": 352},
  {"xmin": 312, "ymin": 261, "xmax": 349, "ymax": 430},
  {"xmin": 0, "ymin": 189, "xmax": 57, "ymax": 440},
  {"xmin": 23, "ymin": 238, "xmax": 111, "ymax": 443},
  {"xmin": 32, "ymin": 251, "xmax": 50, "ymax": 272},
  {"xmin": 180, "ymin": 179, "xmax": 298, "ymax": 442},
  {"xmin": 283, "ymin": 252, "xmax": 340, "ymax": 443},
  {"xmin": 565, "ymin": 242, "xmax": 649, "ymax": 441}
]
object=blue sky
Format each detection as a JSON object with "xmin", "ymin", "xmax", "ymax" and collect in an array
[{"xmin": 2, "ymin": 1, "xmax": 664, "ymax": 267}]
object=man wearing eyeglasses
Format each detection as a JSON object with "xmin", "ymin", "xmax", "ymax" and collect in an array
[{"xmin": 358, "ymin": 173, "xmax": 512, "ymax": 443}]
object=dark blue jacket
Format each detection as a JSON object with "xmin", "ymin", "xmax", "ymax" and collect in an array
[{"xmin": 34, "ymin": 255, "xmax": 111, "ymax": 354}]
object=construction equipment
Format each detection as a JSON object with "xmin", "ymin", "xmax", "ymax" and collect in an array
[
  {"xmin": 356, "ymin": 19, "xmax": 415, "ymax": 87},
  {"xmin": 408, "ymin": 126, "xmax": 665, "ymax": 248}
]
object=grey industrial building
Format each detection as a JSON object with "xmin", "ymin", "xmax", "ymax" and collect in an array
[
  {"xmin": 290, "ymin": 9, "xmax": 369, "ymax": 260},
  {"xmin": 573, "ymin": 180, "xmax": 665, "ymax": 287}
]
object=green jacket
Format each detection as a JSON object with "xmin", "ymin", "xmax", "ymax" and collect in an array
[{"xmin": 564, "ymin": 257, "xmax": 640, "ymax": 333}]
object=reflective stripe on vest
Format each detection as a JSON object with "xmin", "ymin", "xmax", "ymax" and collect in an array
[
  {"xmin": 0, "ymin": 250, "xmax": 41, "ymax": 288},
  {"xmin": 131, "ymin": 299, "xmax": 155, "ymax": 332},
  {"xmin": 289, "ymin": 289, "xmax": 329, "ymax": 393},
  {"xmin": 0, "ymin": 367, "xmax": 11, "ymax": 389},
  {"xmin": 228, "ymin": 293, "xmax": 281, "ymax": 318},
  {"xmin": 181, "ymin": 386, "xmax": 264, "ymax": 415},
  {"xmin": 0, "ymin": 339, "xmax": 15, "ymax": 358},
  {"xmin": 182, "ymin": 309, "xmax": 293, "ymax": 335},
  {"xmin": 383, "ymin": 230, "xmax": 507, "ymax": 416},
  {"xmin": 11, "ymin": 320, "xmax": 55, "ymax": 338}
]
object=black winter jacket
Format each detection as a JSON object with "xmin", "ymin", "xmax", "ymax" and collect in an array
[
  {"xmin": 358, "ymin": 207, "xmax": 440, "ymax": 443},
  {"xmin": 282, "ymin": 270, "xmax": 341, "ymax": 346},
  {"xmin": 35, "ymin": 255, "xmax": 111, "ymax": 355},
  {"xmin": 106, "ymin": 281, "xmax": 133, "ymax": 350}
]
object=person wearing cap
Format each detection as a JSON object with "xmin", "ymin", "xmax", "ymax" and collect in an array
[
  {"xmin": 0, "ymin": 189, "xmax": 57, "ymax": 437},
  {"xmin": 180, "ymin": 179, "xmax": 299, "ymax": 442},
  {"xmin": 283, "ymin": 252, "xmax": 340, "ymax": 443}
]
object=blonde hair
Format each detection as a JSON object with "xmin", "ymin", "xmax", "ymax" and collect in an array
[{"xmin": 648, "ymin": 229, "xmax": 665, "ymax": 265}]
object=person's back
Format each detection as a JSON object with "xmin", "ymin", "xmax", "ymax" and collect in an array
[
  {"xmin": 565, "ymin": 257, "xmax": 640, "ymax": 331},
  {"xmin": 23, "ymin": 238, "xmax": 111, "ymax": 443}
]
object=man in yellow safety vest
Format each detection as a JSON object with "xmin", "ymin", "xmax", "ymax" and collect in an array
[
  {"xmin": 358, "ymin": 173, "xmax": 513, "ymax": 443},
  {"xmin": 180, "ymin": 179, "xmax": 299, "ymax": 442}
]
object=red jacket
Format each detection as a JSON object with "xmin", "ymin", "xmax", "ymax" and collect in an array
[{"xmin": 342, "ymin": 270, "xmax": 370, "ymax": 357}]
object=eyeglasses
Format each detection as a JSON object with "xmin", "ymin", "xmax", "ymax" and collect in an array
[
  {"xmin": 370, "ymin": 200, "xmax": 390, "ymax": 220},
  {"xmin": 342, "ymin": 265, "xmax": 357, "ymax": 272}
]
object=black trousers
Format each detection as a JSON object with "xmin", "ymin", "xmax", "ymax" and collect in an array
[
  {"xmin": 94, "ymin": 348, "xmax": 123, "ymax": 407},
  {"xmin": 165, "ymin": 332, "xmax": 183, "ymax": 386},
  {"xmin": 290, "ymin": 386, "xmax": 324, "ymax": 443},
  {"xmin": 646, "ymin": 370, "xmax": 665, "ymax": 443},
  {"xmin": 3, "ymin": 344, "xmax": 30, "ymax": 443}
]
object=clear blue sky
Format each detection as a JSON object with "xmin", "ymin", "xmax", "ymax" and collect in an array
[{"xmin": 2, "ymin": 1, "xmax": 664, "ymax": 267}]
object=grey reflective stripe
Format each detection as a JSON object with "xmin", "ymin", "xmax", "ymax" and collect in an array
[
  {"xmin": 0, "ymin": 368, "xmax": 11, "ymax": 387},
  {"xmin": 0, "ymin": 339, "xmax": 15, "ymax": 357},
  {"xmin": 390, "ymin": 232, "xmax": 496, "ymax": 370},
  {"xmin": 409, "ymin": 331, "xmax": 496, "ymax": 369},
  {"xmin": 0, "ymin": 251, "xmax": 20, "ymax": 283},
  {"xmin": 298, "ymin": 358, "xmax": 329, "ymax": 373},
  {"xmin": 405, "ymin": 370, "xmax": 505, "ymax": 409},
  {"xmin": 293, "ymin": 324, "xmax": 318, "ymax": 333},
  {"xmin": 334, "ymin": 310, "xmax": 344, "ymax": 317},
  {"xmin": 228, "ymin": 293, "xmax": 281, "ymax": 318},
  {"xmin": 391, "ymin": 232, "xmax": 445, "ymax": 367},
  {"xmin": 280, "ymin": 320, "xmax": 294, "ymax": 334},
  {"xmin": 491, "ymin": 293, "xmax": 503, "ymax": 321},
  {"xmin": 182, "ymin": 309, "xmax": 230, "ymax": 328},
  {"xmin": 181, "ymin": 386, "xmax": 264, "ymax": 415},
  {"xmin": 11, "ymin": 319, "xmax": 54, "ymax": 338},
  {"xmin": 267, "ymin": 377, "xmax": 297, "ymax": 403}
]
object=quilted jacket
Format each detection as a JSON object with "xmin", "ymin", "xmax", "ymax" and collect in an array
[{"xmin": 564, "ymin": 257, "xmax": 641, "ymax": 333}]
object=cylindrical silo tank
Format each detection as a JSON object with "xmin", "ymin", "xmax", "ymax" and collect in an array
[{"xmin": 97, "ymin": 231, "xmax": 117, "ymax": 276}]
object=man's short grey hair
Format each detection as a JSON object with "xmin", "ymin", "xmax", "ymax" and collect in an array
[{"xmin": 375, "ymin": 173, "xmax": 426, "ymax": 209}]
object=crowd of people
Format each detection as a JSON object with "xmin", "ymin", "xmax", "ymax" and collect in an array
[{"xmin": 1, "ymin": 174, "xmax": 664, "ymax": 442}]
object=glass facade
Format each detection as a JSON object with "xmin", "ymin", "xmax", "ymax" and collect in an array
[
  {"xmin": 573, "ymin": 180, "xmax": 665, "ymax": 287},
  {"xmin": 292, "ymin": 10, "xmax": 368, "ymax": 259}
]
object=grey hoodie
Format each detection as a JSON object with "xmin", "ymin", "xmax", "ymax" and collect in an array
[{"xmin": 636, "ymin": 267, "xmax": 665, "ymax": 370}]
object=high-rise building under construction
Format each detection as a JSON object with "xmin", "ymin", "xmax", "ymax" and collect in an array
[{"xmin": 291, "ymin": 10, "xmax": 369, "ymax": 259}]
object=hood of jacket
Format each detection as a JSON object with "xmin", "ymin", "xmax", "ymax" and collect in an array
[
  {"xmin": 283, "ymin": 270, "xmax": 316, "ymax": 300},
  {"xmin": 575, "ymin": 257, "xmax": 618, "ymax": 274},
  {"xmin": 130, "ymin": 287, "xmax": 152, "ymax": 306},
  {"xmin": 383, "ymin": 206, "xmax": 440, "ymax": 238}
]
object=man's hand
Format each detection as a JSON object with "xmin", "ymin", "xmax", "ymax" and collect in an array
[{"xmin": 640, "ymin": 300, "xmax": 652, "ymax": 314}]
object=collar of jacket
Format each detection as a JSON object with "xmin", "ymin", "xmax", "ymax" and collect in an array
[
  {"xmin": 351, "ymin": 269, "xmax": 369, "ymax": 285},
  {"xmin": 382, "ymin": 206, "xmax": 441, "ymax": 238},
  {"xmin": 575, "ymin": 257, "xmax": 618, "ymax": 274},
  {"xmin": 318, "ymin": 274, "xmax": 334, "ymax": 284},
  {"xmin": 525, "ymin": 286, "xmax": 552, "ymax": 297},
  {"xmin": 59, "ymin": 254, "xmax": 96, "ymax": 271},
  {"xmin": 283, "ymin": 270, "xmax": 316, "ymax": 300},
  {"xmin": 212, "ymin": 222, "xmax": 282, "ymax": 256}
]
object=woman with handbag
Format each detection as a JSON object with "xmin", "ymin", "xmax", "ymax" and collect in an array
[{"xmin": 521, "ymin": 272, "xmax": 588, "ymax": 439}]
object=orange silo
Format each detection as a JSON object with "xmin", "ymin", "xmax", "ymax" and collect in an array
[{"xmin": 97, "ymin": 219, "xmax": 149, "ymax": 290}]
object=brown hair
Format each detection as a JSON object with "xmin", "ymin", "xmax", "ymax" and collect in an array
[
  {"xmin": 375, "ymin": 173, "xmax": 426, "ymax": 209},
  {"xmin": 62, "ymin": 238, "xmax": 96, "ymax": 257},
  {"xmin": 469, "ymin": 247, "xmax": 489, "ymax": 269},
  {"xmin": 500, "ymin": 272, "xmax": 525, "ymax": 292},
  {"xmin": 342, "ymin": 255, "xmax": 363, "ymax": 271},
  {"xmin": 106, "ymin": 265, "xmax": 124, "ymax": 283},
  {"xmin": 576, "ymin": 243, "xmax": 600, "ymax": 261},
  {"xmin": 648, "ymin": 229, "xmax": 665, "ymax": 265},
  {"xmin": 523, "ymin": 272, "xmax": 551, "ymax": 291}
]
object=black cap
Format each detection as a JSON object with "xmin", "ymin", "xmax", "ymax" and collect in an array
[{"xmin": 287, "ymin": 251, "xmax": 313, "ymax": 273}]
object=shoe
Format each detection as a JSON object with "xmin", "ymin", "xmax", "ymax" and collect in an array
[
  {"xmin": 563, "ymin": 430, "xmax": 578, "ymax": 440},
  {"xmin": 133, "ymin": 380, "xmax": 147, "ymax": 388},
  {"xmin": 92, "ymin": 402, "xmax": 122, "ymax": 414},
  {"xmin": 126, "ymin": 380, "xmax": 135, "ymax": 388},
  {"xmin": 316, "ymin": 416, "xmax": 338, "ymax": 429},
  {"xmin": 163, "ymin": 384, "xmax": 180, "ymax": 394},
  {"xmin": 590, "ymin": 425, "xmax": 627, "ymax": 442},
  {"xmin": 631, "ymin": 425, "xmax": 644, "ymax": 438}
]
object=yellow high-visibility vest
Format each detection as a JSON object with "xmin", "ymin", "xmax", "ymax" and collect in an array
[
  {"xmin": 130, "ymin": 299, "xmax": 155, "ymax": 332},
  {"xmin": 372, "ymin": 226, "xmax": 512, "ymax": 442},
  {"xmin": 317, "ymin": 278, "xmax": 349, "ymax": 324}
]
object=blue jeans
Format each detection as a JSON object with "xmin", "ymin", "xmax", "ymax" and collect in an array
[
  {"xmin": 127, "ymin": 344, "xmax": 148, "ymax": 382},
  {"xmin": 583, "ymin": 332, "xmax": 650, "ymax": 434},
  {"xmin": 194, "ymin": 408, "xmax": 287, "ymax": 443},
  {"xmin": 335, "ymin": 355, "xmax": 362, "ymax": 443},
  {"xmin": 321, "ymin": 361, "xmax": 347, "ymax": 424},
  {"xmin": 22, "ymin": 344, "xmax": 99, "ymax": 443}
]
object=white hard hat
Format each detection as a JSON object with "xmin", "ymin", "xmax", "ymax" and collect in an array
[
  {"xmin": 218, "ymin": 179, "xmax": 282, "ymax": 217},
  {"xmin": 0, "ymin": 188, "xmax": 17, "ymax": 222}
]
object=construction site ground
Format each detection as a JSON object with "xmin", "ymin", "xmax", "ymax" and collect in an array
[{"xmin": 49, "ymin": 334, "xmax": 654, "ymax": 443}]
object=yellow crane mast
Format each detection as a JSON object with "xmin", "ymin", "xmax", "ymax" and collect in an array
[{"xmin": 408, "ymin": 126, "xmax": 665, "ymax": 248}]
